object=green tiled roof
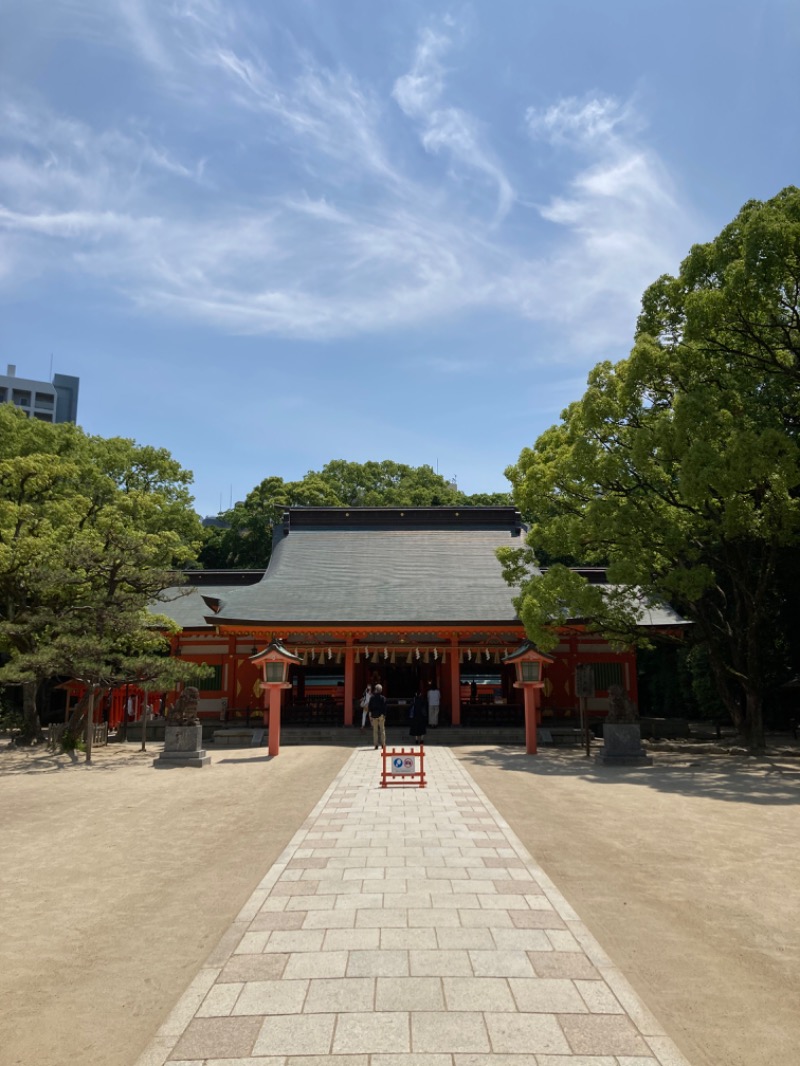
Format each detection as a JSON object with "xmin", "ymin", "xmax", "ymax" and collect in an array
[{"xmin": 205, "ymin": 508, "xmax": 527, "ymax": 626}]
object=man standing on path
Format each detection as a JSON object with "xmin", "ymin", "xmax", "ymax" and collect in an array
[{"xmin": 368, "ymin": 684, "xmax": 387, "ymax": 749}]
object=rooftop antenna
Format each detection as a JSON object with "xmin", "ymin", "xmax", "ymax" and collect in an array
[{"xmin": 49, "ymin": 353, "xmax": 53, "ymax": 380}]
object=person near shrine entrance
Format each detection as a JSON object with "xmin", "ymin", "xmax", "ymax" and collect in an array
[{"xmin": 368, "ymin": 684, "xmax": 387, "ymax": 748}]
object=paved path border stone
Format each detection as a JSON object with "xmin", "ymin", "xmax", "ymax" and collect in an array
[{"xmin": 135, "ymin": 747, "xmax": 692, "ymax": 1066}]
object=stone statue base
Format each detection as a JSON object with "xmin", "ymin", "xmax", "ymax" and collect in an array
[
  {"xmin": 153, "ymin": 723, "xmax": 210, "ymax": 768},
  {"xmin": 595, "ymin": 723, "xmax": 653, "ymax": 766}
]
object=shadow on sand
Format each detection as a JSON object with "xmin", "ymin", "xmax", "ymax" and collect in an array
[{"xmin": 456, "ymin": 744, "xmax": 800, "ymax": 806}]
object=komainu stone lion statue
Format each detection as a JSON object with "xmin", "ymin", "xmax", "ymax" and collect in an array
[
  {"xmin": 606, "ymin": 683, "xmax": 638, "ymax": 724},
  {"xmin": 166, "ymin": 686, "xmax": 200, "ymax": 725}
]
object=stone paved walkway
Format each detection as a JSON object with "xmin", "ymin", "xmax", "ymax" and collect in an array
[{"xmin": 136, "ymin": 747, "xmax": 691, "ymax": 1066}]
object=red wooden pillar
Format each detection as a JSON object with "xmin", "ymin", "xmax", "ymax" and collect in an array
[
  {"xmin": 567, "ymin": 631, "xmax": 578, "ymax": 710},
  {"xmin": 343, "ymin": 643, "xmax": 354, "ymax": 726},
  {"xmin": 449, "ymin": 635, "xmax": 461, "ymax": 726},
  {"xmin": 226, "ymin": 634, "xmax": 237, "ymax": 713},
  {"xmin": 261, "ymin": 676, "xmax": 269, "ymax": 726},
  {"xmin": 522, "ymin": 685, "xmax": 544, "ymax": 754},
  {"xmin": 267, "ymin": 688, "xmax": 282, "ymax": 756}
]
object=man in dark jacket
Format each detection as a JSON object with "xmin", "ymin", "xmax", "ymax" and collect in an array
[{"xmin": 368, "ymin": 684, "xmax": 388, "ymax": 749}]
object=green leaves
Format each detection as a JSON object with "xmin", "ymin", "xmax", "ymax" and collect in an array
[
  {"xmin": 504, "ymin": 187, "xmax": 800, "ymax": 749},
  {"xmin": 0, "ymin": 408, "xmax": 203, "ymax": 737},
  {"xmin": 200, "ymin": 459, "xmax": 509, "ymax": 569}
]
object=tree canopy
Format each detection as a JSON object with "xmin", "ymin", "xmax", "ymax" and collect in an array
[
  {"xmin": 0, "ymin": 407, "xmax": 203, "ymax": 742},
  {"xmin": 200, "ymin": 459, "xmax": 511, "ymax": 569},
  {"xmin": 500, "ymin": 187, "xmax": 800, "ymax": 750}
]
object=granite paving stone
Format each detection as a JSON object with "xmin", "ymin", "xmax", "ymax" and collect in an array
[
  {"xmin": 536, "ymin": 1058, "xmax": 618, "ymax": 1066},
  {"xmin": 303, "ymin": 976, "xmax": 374, "ymax": 1013},
  {"xmin": 332, "ymin": 1011, "xmax": 410, "ymax": 1054},
  {"xmin": 196, "ymin": 982, "xmax": 244, "ymax": 1018},
  {"xmin": 527, "ymin": 953, "xmax": 601, "ymax": 981},
  {"xmin": 234, "ymin": 931, "xmax": 271, "ymax": 954},
  {"xmin": 434, "ymin": 927, "xmax": 495, "ymax": 950},
  {"xmin": 411, "ymin": 1011, "xmax": 490, "ymax": 1053},
  {"xmin": 195, "ymin": 1057, "xmax": 286, "ymax": 1066},
  {"xmin": 263, "ymin": 930, "xmax": 325, "ymax": 953},
  {"xmin": 347, "ymin": 948, "xmax": 410, "ymax": 976},
  {"xmin": 469, "ymin": 950, "xmax": 536, "ymax": 978},
  {"xmin": 249, "ymin": 911, "xmax": 307, "ymax": 932},
  {"xmin": 252, "ymin": 1014, "xmax": 335, "ymax": 1057},
  {"xmin": 575, "ymin": 979, "xmax": 624, "ymax": 1014},
  {"xmin": 286, "ymin": 1057, "xmax": 367, "ymax": 1066},
  {"xmin": 232, "ymin": 979, "xmax": 308, "ymax": 1016},
  {"xmin": 219, "ymin": 955, "xmax": 289, "ymax": 983},
  {"xmin": 300, "ymin": 909, "xmax": 356, "ymax": 928},
  {"xmin": 442, "ymin": 977, "xmax": 516, "ymax": 1012},
  {"xmin": 355, "ymin": 908, "xmax": 409, "ymax": 927},
  {"xmin": 134, "ymin": 747, "xmax": 693, "ymax": 1066},
  {"xmin": 508, "ymin": 977, "xmax": 587, "ymax": 1013},
  {"xmin": 484, "ymin": 1013, "xmax": 571, "ymax": 1055},
  {"xmin": 284, "ymin": 894, "xmax": 336, "ymax": 910},
  {"xmin": 558, "ymin": 1014, "xmax": 652, "ymax": 1056},
  {"xmin": 372, "ymin": 1055, "xmax": 452, "ymax": 1066},
  {"xmin": 508, "ymin": 909, "xmax": 565, "ymax": 929},
  {"xmin": 491, "ymin": 929, "xmax": 555, "ymax": 951},
  {"xmin": 271, "ymin": 881, "xmax": 315, "ymax": 896},
  {"xmin": 454, "ymin": 1053, "xmax": 541, "ymax": 1061},
  {"xmin": 376, "ymin": 975, "xmax": 445, "ymax": 1011},
  {"xmin": 169, "ymin": 1016, "xmax": 263, "ymax": 1060},
  {"xmin": 282, "ymin": 950, "xmax": 349, "ymax": 979}
]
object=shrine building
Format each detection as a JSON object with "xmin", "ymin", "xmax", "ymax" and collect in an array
[{"xmin": 149, "ymin": 506, "xmax": 680, "ymax": 731}]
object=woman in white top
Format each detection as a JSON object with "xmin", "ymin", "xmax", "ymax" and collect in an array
[
  {"xmin": 427, "ymin": 683, "xmax": 441, "ymax": 727},
  {"xmin": 360, "ymin": 684, "xmax": 373, "ymax": 732}
]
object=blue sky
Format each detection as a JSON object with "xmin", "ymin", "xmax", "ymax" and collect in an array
[{"xmin": 1, "ymin": 1, "xmax": 798, "ymax": 516}]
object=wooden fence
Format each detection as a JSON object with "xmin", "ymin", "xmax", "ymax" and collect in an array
[{"xmin": 47, "ymin": 722, "xmax": 108, "ymax": 751}]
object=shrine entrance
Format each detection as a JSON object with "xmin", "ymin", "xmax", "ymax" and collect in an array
[{"xmin": 362, "ymin": 660, "xmax": 436, "ymax": 700}]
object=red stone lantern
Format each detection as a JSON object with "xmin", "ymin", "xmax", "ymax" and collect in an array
[
  {"xmin": 502, "ymin": 641, "xmax": 553, "ymax": 754},
  {"xmin": 251, "ymin": 639, "xmax": 301, "ymax": 756}
]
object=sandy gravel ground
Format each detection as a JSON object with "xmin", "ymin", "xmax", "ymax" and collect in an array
[
  {"xmin": 1, "ymin": 738, "xmax": 798, "ymax": 1066},
  {"xmin": 0, "ymin": 741, "xmax": 349, "ymax": 1066},
  {"xmin": 458, "ymin": 745, "xmax": 800, "ymax": 1066}
]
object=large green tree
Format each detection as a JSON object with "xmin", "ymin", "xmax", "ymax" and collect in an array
[
  {"xmin": 500, "ymin": 187, "xmax": 800, "ymax": 751},
  {"xmin": 0, "ymin": 407, "xmax": 202, "ymax": 743},
  {"xmin": 201, "ymin": 460, "xmax": 509, "ymax": 569}
]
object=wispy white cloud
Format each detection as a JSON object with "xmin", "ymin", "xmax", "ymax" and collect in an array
[
  {"xmin": 516, "ymin": 94, "xmax": 695, "ymax": 350},
  {"xmin": 392, "ymin": 25, "xmax": 514, "ymax": 221},
  {"xmin": 526, "ymin": 95, "xmax": 635, "ymax": 147},
  {"xmin": 0, "ymin": 10, "xmax": 697, "ymax": 355},
  {"xmin": 116, "ymin": 0, "xmax": 175, "ymax": 72}
]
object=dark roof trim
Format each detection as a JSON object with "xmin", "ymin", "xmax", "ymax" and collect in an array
[
  {"xmin": 182, "ymin": 569, "xmax": 265, "ymax": 586},
  {"xmin": 281, "ymin": 506, "xmax": 523, "ymax": 532},
  {"xmin": 202, "ymin": 616, "xmax": 523, "ymax": 629}
]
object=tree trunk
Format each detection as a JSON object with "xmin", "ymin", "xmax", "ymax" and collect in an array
[
  {"xmin": 19, "ymin": 680, "xmax": 43, "ymax": 744},
  {"xmin": 700, "ymin": 621, "xmax": 766, "ymax": 753},
  {"xmin": 65, "ymin": 687, "xmax": 107, "ymax": 737},
  {"xmin": 741, "ymin": 688, "xmax": 766, "ymax": 753}
]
